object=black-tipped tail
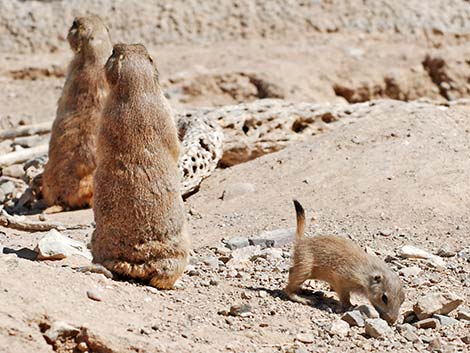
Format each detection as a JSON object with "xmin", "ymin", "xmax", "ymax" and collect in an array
[{"xmin": 292, "ymin": 199, "xmax": 305, "ymax": 240}]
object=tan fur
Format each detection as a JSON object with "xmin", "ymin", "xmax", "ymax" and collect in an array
[
  {"xmin": 285, "ymin": 200, "xmax": 405, "ymax": 324},
  {"xmin": 42, "ymin": 15, "xmax": 112, "ymax": 209},
  {"xmin": 91, "ymin": 43, "xmax": 190, "ymax": 289}
]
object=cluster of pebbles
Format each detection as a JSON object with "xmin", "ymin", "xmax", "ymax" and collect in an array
[{"xmin": 176, "ymin": 231, "xmax": 469, "ymax": 352}]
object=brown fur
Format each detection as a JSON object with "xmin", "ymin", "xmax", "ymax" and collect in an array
[
  {"xmin": 91, "ymin": 43, "xmax": 190, "ymax": 289},
  {"xmin": 42, "ymin": 15, "xmax": 112, "ymax": 209},
  {"xmin": 285, "ymin": 200, "xmax": 405, "ymax": 324}
]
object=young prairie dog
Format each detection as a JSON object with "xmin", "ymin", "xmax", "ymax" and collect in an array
[
  {"xmin": 285, "ymin": 200, "xmax": 405, "ymax": 324},
  {"xmin": 42, "ymin": 15, "xmax": 112, "ymax": 209},
  {"xmin": 91, "ymin": 43, "xmax": 190, "ymax": 289}
]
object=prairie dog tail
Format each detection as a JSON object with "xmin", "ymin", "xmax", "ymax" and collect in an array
[{"xmin": 292, "ymin": 200, "xmax": 305, "ymax": 240}]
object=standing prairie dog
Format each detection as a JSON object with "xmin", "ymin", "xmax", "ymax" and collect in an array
[
  {"xmin": 91, "ymin": 43, "xmax": 190, "ymax": 289},
  {"xmin": 42, "ymin": 15, "xmax": 112, "ymax": 209},
  {"xmin": 285, "ymin": 200, "xmax": 405, "ymax": 324}
]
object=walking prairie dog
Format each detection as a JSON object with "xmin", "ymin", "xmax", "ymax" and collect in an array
[
  {"xmin": 285, "ymin": 200, "xmax": 405, "ymax": 324},
  {"xmin": 91, "ymin": 43, "xmax": 190, "ymax": 289},
  {"xmin": 42, "ymin": 15, "xmax": 112, "ymax": 209}
]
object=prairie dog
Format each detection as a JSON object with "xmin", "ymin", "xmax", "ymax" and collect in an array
[
  {"xmin": 285, "ymin": 200, "xmax": 405, "ymax": 324},
  {"xmin": 42, "ymin": 15, "xmax": 112, "ymax": 209},
  {"xmin": 91, "ymin": 43, "xmax": 190, "ymax": 289}
]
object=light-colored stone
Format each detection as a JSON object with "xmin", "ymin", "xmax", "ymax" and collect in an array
[
  {"xmin": 86, "ymin": 289, "xmax": 103, "ymax": 302},
  {"xmin": 77, "ymin": 342, "xmax": 88, "ymax": 352},
  {"xmin": 399, "ymin": 245, "xmax": 446, "ymax": 268},
  {"xmin": 413, "ymin": 292, "xmax": 464, "ymax": 320},
  {"xmin": 43, "ymin": 321, "xmax": 80, "ymax": 344},
  {"xmin": 428, "ymin": 338, "xmax": 443, "ymax": 351},
  {"xmin": 221, "ymin": 182, "xmax": 256, "ymax": 201},
  {"xmin": 0, "ymin": 181, "xmax": 15, "ymax": 196},
  {"xmin": 399, "ymin": 266, "xmax": 422, "ymax": 278},
  {"xmin": 329, "ymin": 319, "xmax": 350, "ymax": 336},
  {"xmin": 397, "ymin": 324, "xmax": 420, "ymax": 343},
  {"xmin": 364, "ymin": 318, "xmax": 392, "ymax": 338},
  {"xmin": 225, "ymin": 237, "xmax": 250, "ymax": 250},
  {"xmin": 202, "ymin": 256, "xmax": 219, "ymax": 269},
  {"xmin": 295, "ymin": 333, "xmax": 315, "ymax": 344},
  {"xmin": 342, "ymin": 310, "xmax": 365, "ymax": 327},
  {"xmin": 436, "ymin": 244, "xmax": 456, "ymax": 257},
  {"xmin": 229, "ymin": 304, "xmax": 252, "ymax": 317},
  {"xmin": 457, "ymin": 310, "xmax": 470, "ymax": 321},
  {"xmin": 249, "ymin": 228, "xmax": 295, "ymax": 248},
  {"xmin": 35, "ymin": 229, "xmax": 92, "ymax": 260},
  {"xmin": 433, "ymin": 314, "xmax": 459, "ymax": 326},
  {"xmin": 1, "ymin": 164, "xmax": 24, "ymax": 178}
]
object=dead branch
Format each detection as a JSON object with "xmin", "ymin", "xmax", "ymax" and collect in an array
[
  {"xmin": 0, "ymin": 144, "xmax": 48, "ymax": 167},
  {"xmin": 0, "ymin": 207, "xmax": 90, "ymax": 232},
  {"xmin": 0, "ymin": 121, "xmax": 52, "ymax": 141}
]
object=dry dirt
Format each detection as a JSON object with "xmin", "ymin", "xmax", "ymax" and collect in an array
[{"xmin": 1, "ymin": 1, "xmax": 470, "ymax": 353}]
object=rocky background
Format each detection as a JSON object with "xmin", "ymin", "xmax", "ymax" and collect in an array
[{"xmin": 0, "ymin": 1, "xmax": 469, "ymax": 352}]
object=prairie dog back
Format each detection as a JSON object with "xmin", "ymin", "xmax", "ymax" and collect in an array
[
  {"xmin": 42, "ymin": 15, "xmax": 112, "ymax": 209},
  {"xmin": 91, "ymin": 43, "xmax": 190, "ymax": 289}
]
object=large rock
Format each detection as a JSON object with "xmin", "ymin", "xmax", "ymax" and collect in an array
[
  {"xmin": 208, "ymin": 99, "xmax": 369, "ymax": 167},
  {"xmin": 35, "ymin": 229, "xmax": 92, "ymax": 261},
  {"xmin": 413, "ymin": 292, "xmax": 464, "ymax": 320}
]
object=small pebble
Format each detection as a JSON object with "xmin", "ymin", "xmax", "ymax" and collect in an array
[
  {"xmin": 86, "ymin": 289, "xmax": 103, "ymax": 302},
  {"xmin": 77, "ymin": 342, "xmax": 88, "ymax": 352},
  {"xmin": 414, "ymin": 318, "xmax": 440, "ymax": 329},
  {"xmin": 295, "ymin": 333, "xmax": 315, "ymax": 344}
]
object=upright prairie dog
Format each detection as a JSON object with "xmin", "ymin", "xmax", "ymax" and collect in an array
[
  {"xmin": 91, "ymin": 43, "xmax": 190, "ymax": 289},
  {"xmin": 42, "ymin": 15, "xmax": 112, "ymax": 209},
  {"xmin": 285, "ymin": 200, "xmax": 405, "ymax": 324}
]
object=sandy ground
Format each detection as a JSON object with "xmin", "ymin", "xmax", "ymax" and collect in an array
[{"xmin": 1, "ymin": 1, "xmax": 470, "ymax": 352}]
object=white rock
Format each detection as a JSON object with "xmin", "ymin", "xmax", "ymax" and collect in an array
[
  {"xmin": 295, "ymin": 333, "xmax": 315, "ymax": 344},
  {"xmin": 364, "ymin": 318, "xmax": 392, "ymax": 338},
  {"xmin": 35, "ymin": 229, "xmax": 92, "ymax": 260},
  {"xmin": 329, "ymin": 319, "xmax": 350, "ymax": 336},
  {"xmin": 1, "ymin": 164, "xmax": 24, "ymax": 178},
  {"xmin": 399, "ymin": 245, "xmax": 446, "ymax": 268},
  {"xmin": 86, "ymin": 289, "xmax": 103, "ymax": 302},
  {"xmin": 397, "ymin": 324, "xmax": 420, "ymax": 343},
  {"xmin": 250, "ymin": 228, "xmax": 295, "ymax": 248},
  {"xmin": 43, "ymin": 321, "xmax": 80, "ymax": 343},
  {"xmin": 399, "ymin": 266, "xmax": 422, "ymax": 278}
]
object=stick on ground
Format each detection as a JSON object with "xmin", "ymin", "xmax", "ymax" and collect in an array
[
  {"xmin": 0, "ymin": 207, "xmax": 90, "ymax": 232},
  {"xmin": 0, "ymin": 144, "xmax": 48, "ymax": 167},
  {"xmin": 0, "ymin": 121, "xmax": 52, "ymax": 141}
]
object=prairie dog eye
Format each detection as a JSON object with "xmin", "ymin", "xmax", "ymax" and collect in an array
[{"xmin": 381, "ymin": 294, "xmax": 388, "ymax": 305}]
